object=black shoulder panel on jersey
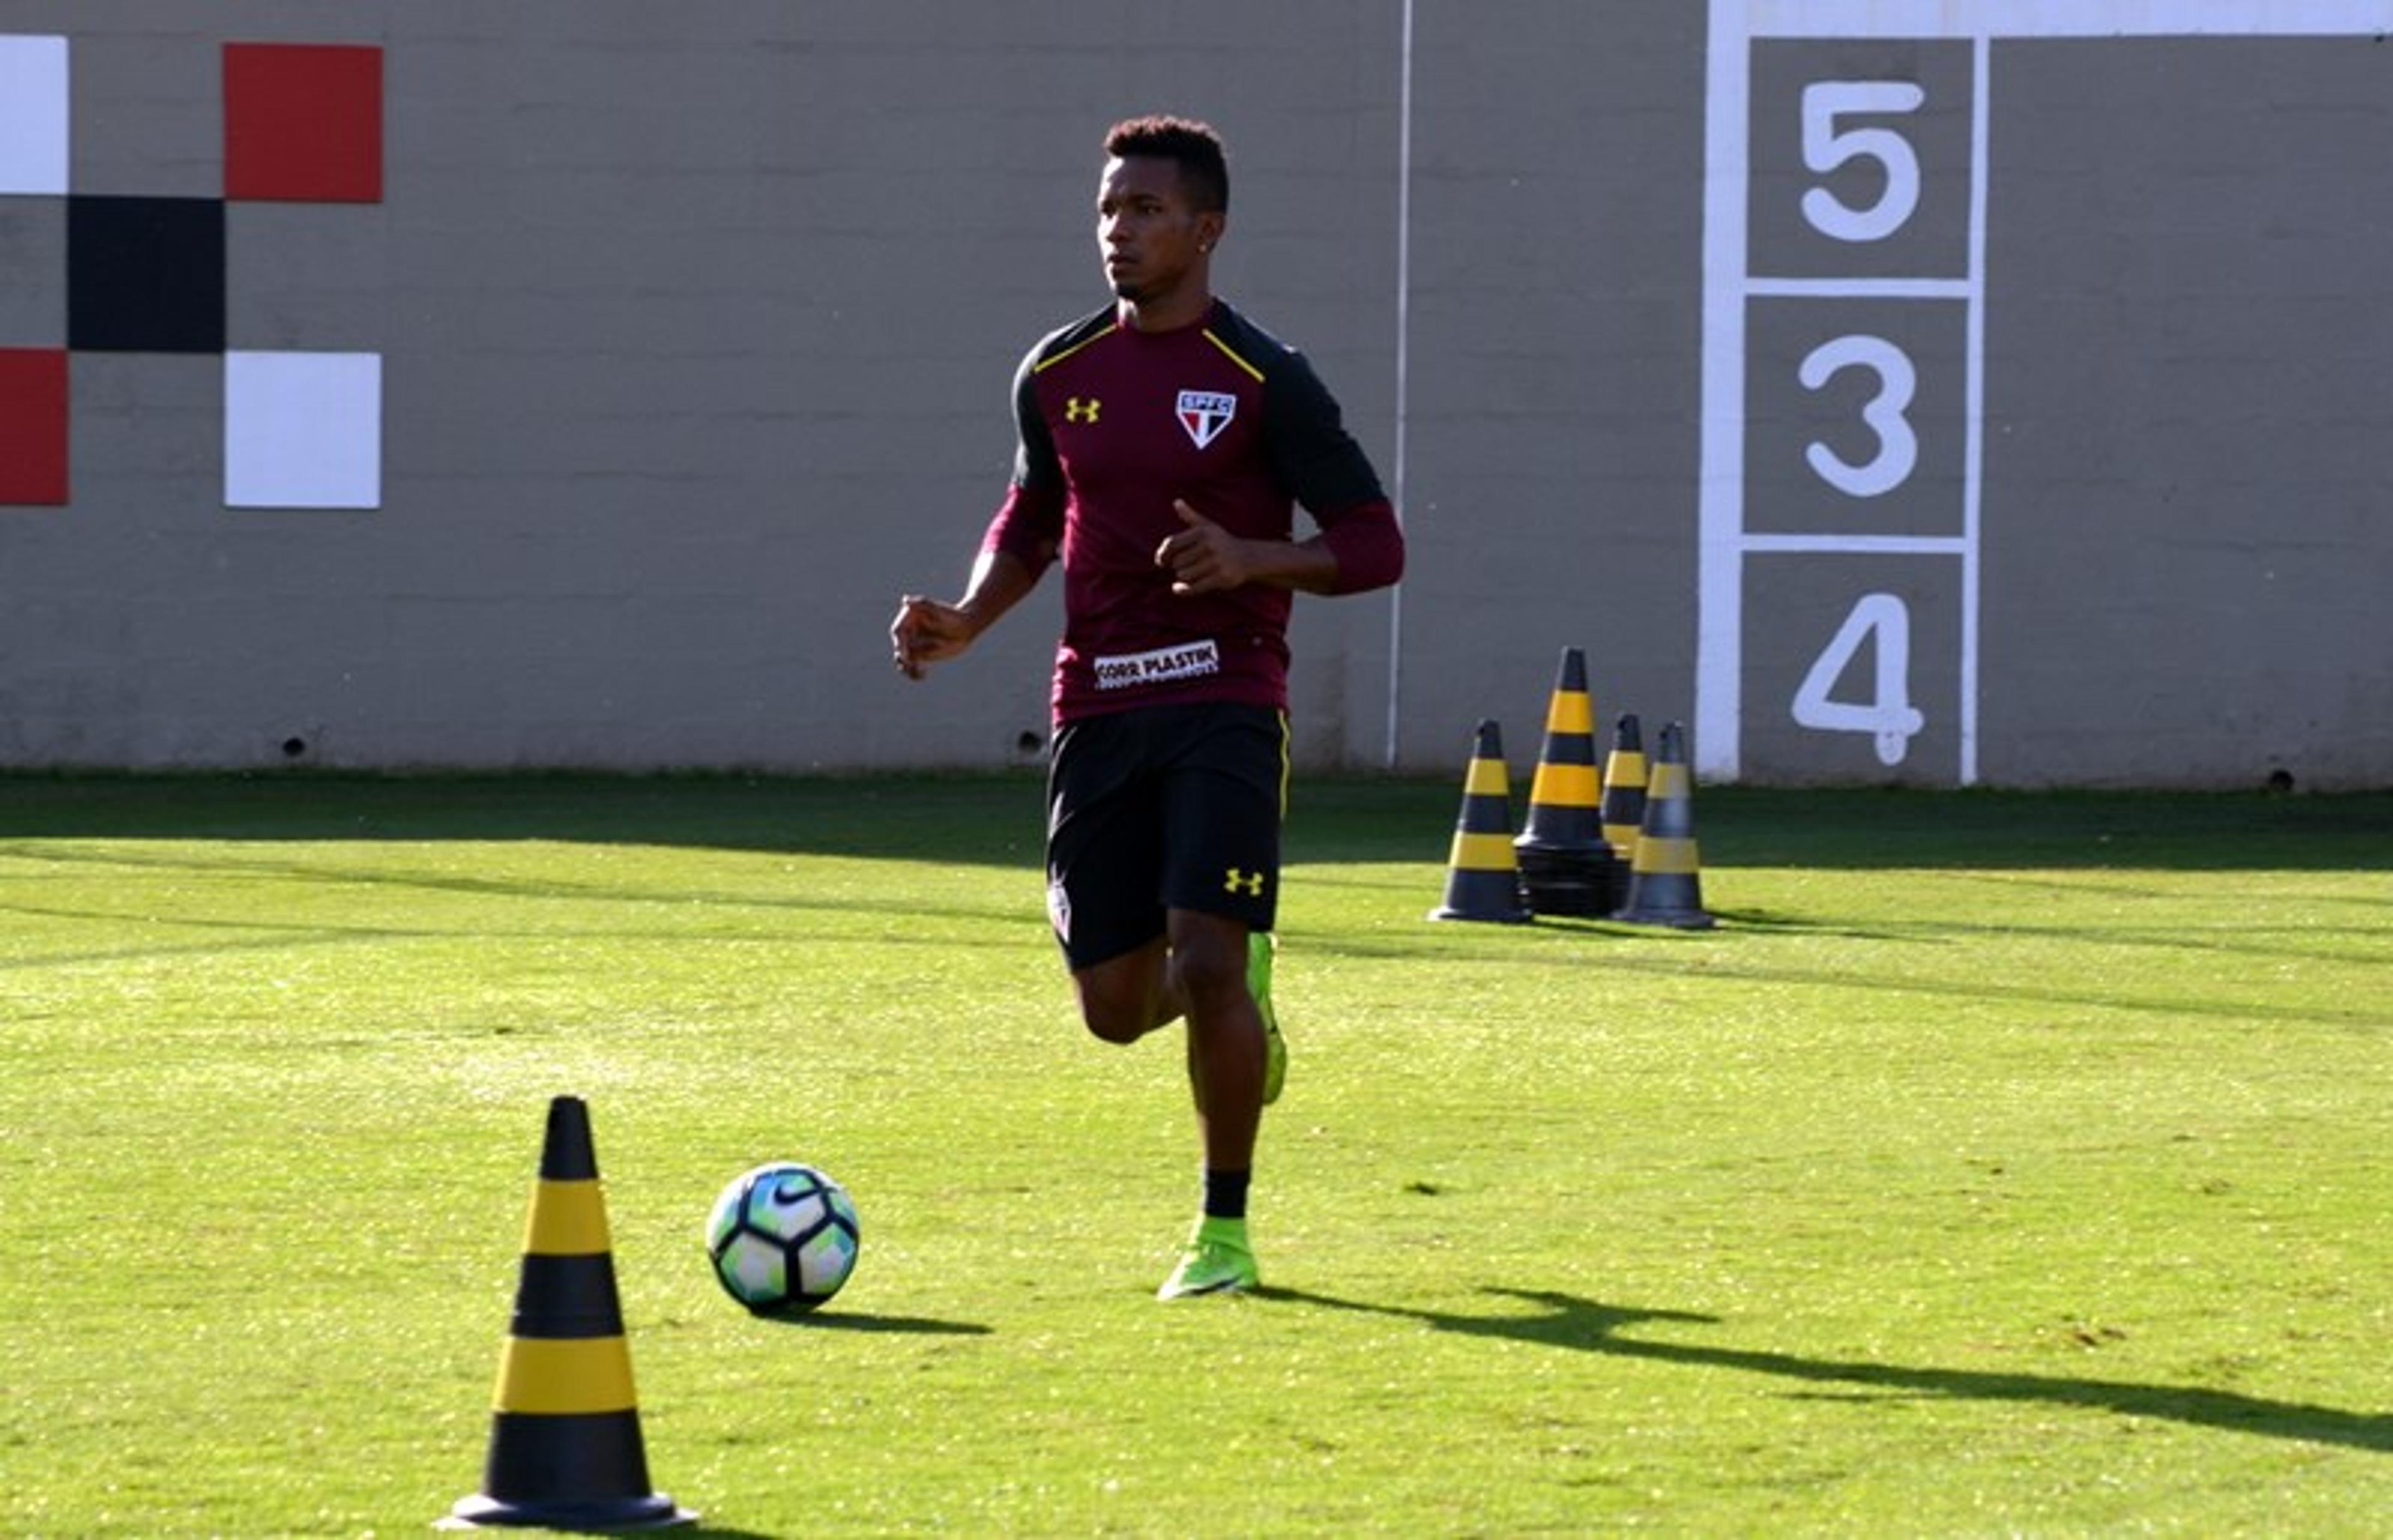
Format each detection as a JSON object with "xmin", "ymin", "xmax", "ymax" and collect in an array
[
  {"xmin": 1030, "ymin": 305, "xmax": 1121, "ymax": 372},
  {"xmin": 1210, "ymin": 300, "xmax": 1388, "ymax": 516},
  {"xmin": 1010, "ymin": 307, "xmax": 1114, "ymax": 492}
]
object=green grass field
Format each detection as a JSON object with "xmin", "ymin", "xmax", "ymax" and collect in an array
[{"xmin": 2, "ymin": 774, "xmax": 2387, "ymax": 1536}]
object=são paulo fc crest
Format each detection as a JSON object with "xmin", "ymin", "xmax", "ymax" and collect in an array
[{"xmin": 1177, "ymin": 389, "xmax": 1237, "ymax": 449}]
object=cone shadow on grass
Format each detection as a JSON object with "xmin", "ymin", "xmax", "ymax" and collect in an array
[{"xmin": 1262, "ymin": 1288, "xmax": 2392, "ymax": 1454}]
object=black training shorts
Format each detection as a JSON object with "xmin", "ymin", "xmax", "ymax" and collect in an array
[{"xmin": 1044, "ymin": 702, "xmax": 1288, "ymax": 971}]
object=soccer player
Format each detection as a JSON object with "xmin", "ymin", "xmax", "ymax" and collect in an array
[{"xmin": 890, "ymin": 115, "xmax": 1404, "ymax": 1300}]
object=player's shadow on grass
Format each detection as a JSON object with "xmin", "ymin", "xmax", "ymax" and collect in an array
[{"xmin": 1264, "ymin": 1286, "xmax": 2391, "ymax": 1454}]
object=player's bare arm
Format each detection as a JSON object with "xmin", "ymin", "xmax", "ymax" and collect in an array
[
  {"xmin": 1155, "ymin": 499, "xmax": 1342, "ymax": 597},
  {"xmin": 891, "ymin": 547, "xmax": 1041, "ymax": 678}
]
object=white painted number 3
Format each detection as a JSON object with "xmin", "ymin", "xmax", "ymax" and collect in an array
[
  {"xmin": 1791, "ymin": 592, "xmax": 1926, "ymax": 766},
  {"xmin": 1800, "ymin": 335, "xmax": 1917, "ymax": 498}
]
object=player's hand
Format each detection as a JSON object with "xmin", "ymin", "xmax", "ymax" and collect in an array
[
  {"xmin": 1155, "ymin": 500, "xmax": 1257, "ymax": 595},
  {"xmin": 890, "ymin": 594, "xmax": 975, "ymax": 679}
]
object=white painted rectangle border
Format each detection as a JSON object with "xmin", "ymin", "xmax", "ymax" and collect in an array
[
  {"xmin": 1744, "ymin": 0, "xmax": 2393, "ymax": 37},
  {"xmin": 1743, "ymin": 535, "xmax": 1972, "ymax": 555},
  {"xmin": 1697, "ymin": 0, "xmax": 2393, "ymax": 784},
  {"xmin": 1697, "ymin": 0, "xmax": 1755, "ymax": 781},
  {"xmin": 1746, "ymin": 277, "xmax": 1975, "ymax": 298}
]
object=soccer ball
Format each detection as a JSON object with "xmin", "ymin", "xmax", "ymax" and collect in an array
[{"xmin": 704, "ymin": 1162, "xmax": 860, "ymax": 1316}]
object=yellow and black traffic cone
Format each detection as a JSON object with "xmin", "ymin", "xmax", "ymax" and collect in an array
[
  {"xmin": 1430, "ymin": 719, "xmax": 1531, "ymax": 924},
  {"xmin": 442, "ymin": 1096, "xmax": 696, "ymax": 1531},
  {"xmin": 1514, "ymin": 647, "xmax": 1623, "ymax": 917},
  {"xmin": 1598, "ymin": 713, "xmax": 1649, "ymax": 866},
  {"xmin": 1612, "ymin": 721, "xmax": 1714, "ymax": 929}
]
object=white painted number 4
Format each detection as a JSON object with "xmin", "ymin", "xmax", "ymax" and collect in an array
[{"xmin": 1791, "ymin": 592, "xmax": 1926, "ymax": 766}]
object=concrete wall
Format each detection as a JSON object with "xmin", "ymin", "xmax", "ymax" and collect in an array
[{"xmin": 0, "ymin": 2, "xmax": 2385, "ymax": 787}]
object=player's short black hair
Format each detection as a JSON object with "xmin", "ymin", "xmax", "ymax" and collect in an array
[{"xmin": 1104, "ymin": 115, "xmax": 1229, "ymax": 214}]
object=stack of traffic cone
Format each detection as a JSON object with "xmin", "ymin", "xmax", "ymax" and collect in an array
[
  {"xmin": 1612, "ymin": 721, "xmax": 1714, "ymax": 929},
  {"xmin": 1430, "ymin": 719, "xmax": 1531, "ymax": 924},
  {"xmin": 442, "ymin": 1096, "xmax": 696, "ymax": 1531},
  {"xmin": 1513, "ymin": 647, "xmax": 1626, "ymax": 917},
  {"xmin": 1598, "ymin": 713, "xmax": 1649, "ymax": 869}
]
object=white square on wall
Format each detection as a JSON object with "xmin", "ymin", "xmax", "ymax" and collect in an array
[
  {"xmin": 225, "ymin": 350, "xmax": 383, "ymax": 510},
  {"xmin": 0, "ymin": 35, "xmax": 70, "ymax": 195}
]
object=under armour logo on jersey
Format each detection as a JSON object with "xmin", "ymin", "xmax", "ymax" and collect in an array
[
  {"xmin": 1064, "ymin": 396, "xmax": 1102, "ymax": 424},
  {"xmin": 1223, "ymin": 867, "xmax": 1267, "ymax": 898},
  {"xmin": 1177, "ymin": 389, "xmax": 1236, "ymax": 449}
]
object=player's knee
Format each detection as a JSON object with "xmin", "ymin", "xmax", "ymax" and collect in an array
[
  {"xmin": 1079, "ymin": 1001, "xmax": 1150, "ymax": 1045},
  {"xmin": 1074, "ymin": 973, "xmax": 1162, "ymax": 1045},
  {"xmin": 1167, "ymin": 930, "xmax": 1247, "ymax": 1015}
]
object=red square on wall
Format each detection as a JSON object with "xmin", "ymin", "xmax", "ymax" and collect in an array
[
  {"xmin": 224, "ymin": 43, "xmax": 383, "ymax": 203},
  {"xmin": 0, "ymin": 349, "xmax": 69, "ymax": 506}
]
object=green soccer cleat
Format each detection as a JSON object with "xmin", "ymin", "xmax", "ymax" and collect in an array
[
  {"xmin": 1251, "ymin": 930, "xmax": 1286, "ymax": 1107},
  {"xmin": 1157, "ymin": 1218, "xmax": 1260, "ymax": 1301}
]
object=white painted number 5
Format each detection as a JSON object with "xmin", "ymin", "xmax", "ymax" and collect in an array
[
  {"xmin": 1800, "ymin": 80, "xmax": 1926, "ymax": 243},
  {"xmin": 1791, "ymin": 591, "xmax": 1926, "ymax": 767},
  {"xmin": 1800, "ymin": 335, "xmax": 1916, "ymax": 498}
]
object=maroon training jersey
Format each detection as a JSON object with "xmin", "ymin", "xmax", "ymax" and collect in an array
[{"xmin": 982, "ymin": 298, "xmax": 1402, "ymax": 724}]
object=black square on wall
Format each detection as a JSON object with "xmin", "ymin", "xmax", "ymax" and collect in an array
[{"xmin": 67, "ymin": 195, "xmax": 226, "ymax": 354}]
